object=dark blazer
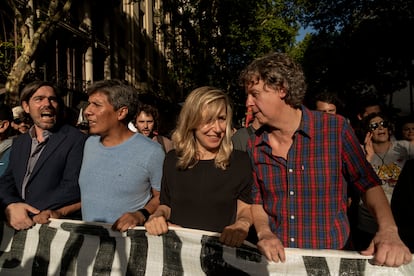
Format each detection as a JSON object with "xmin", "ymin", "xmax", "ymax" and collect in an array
[
  {"xmin": 391, "ymin": 158, "xmax": 414, "ymax": 253},
  {"xmin": 0, "ymin": 124, "xmax": 87, "ymax": 214}
]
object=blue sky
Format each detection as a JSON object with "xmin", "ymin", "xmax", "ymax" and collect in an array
[{"xmin": 296, "ymin": 26, "xmax": 313, "ymax": 42}]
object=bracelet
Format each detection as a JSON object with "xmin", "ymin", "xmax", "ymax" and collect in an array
[{"xmin": 138, "ymin": 208, "xmax": 150, "ymax": 221}]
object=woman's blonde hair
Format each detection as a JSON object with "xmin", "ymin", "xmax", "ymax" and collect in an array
[{"xmin": 172, "ymin": 86, "xmax": 233, "ymax": 170}]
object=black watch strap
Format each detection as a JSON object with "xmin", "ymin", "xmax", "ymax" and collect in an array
[{"xmin": 138, "ymin": 208, "xmax": 150, "ymax": 221}]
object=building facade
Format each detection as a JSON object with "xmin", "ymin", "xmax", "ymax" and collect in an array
[{"xmin": 0, "ymin": 0, "xmax": 176, "ymax": 109}]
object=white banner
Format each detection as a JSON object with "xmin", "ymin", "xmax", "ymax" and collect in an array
[{"xmin": 0, "ymin": 219, "xmax": 413, "ymax": 275}]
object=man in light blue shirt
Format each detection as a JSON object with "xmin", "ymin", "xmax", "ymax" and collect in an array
[{"xmin": 79, "ymin": 79, "xmax": 165, "ymax": 232}]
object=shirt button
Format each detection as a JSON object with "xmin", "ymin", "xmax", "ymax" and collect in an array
[
  {"xmin": 288, "ymin": 168, "xmax": 293, "ymax": 173},
  {"xmin": 290, "ymin": 237, "xmax": 295, "ymax": 242},
  {"xmin": 290, "ymin": 215, "xmax": 295, "ymax": 220},
  {"xmin": 289, "ymin": 190, "xmax": 294, "ymax": 195}
]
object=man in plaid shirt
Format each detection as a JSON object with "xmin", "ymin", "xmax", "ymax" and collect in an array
[{"xmin": 240, "ymin": 52, "xmax": 412, "ymax": 267}]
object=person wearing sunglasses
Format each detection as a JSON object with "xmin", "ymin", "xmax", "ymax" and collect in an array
[
  {"xmin": 354, "ymin": 112, "xmax": 414, "ymax": 251},
  {"xmin": 363, "ymin": 112, "xmax": 414, "ymax": 187},
  {"xmin": 11, "ymin": 105, "xmax": 32, "ymax": 134}
]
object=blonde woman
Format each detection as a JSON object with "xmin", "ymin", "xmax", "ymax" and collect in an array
[{"xmin": 145, "ymin": 86, "xmax": 253, "ymax": 247}]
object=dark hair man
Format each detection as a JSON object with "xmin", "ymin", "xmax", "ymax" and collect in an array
[{"xmin": 0, "ymin": 80, "xmax": 87, "ymax": 230}]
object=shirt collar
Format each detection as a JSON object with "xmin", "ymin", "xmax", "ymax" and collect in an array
[
  {"xmin": 253, "ymin": 105, "xmax": 312, "ymax": 147},
  {"xmin": 28, "ymin": 126, "xmax": 52, "ymax": 141},
  {"xmin": 297, "ymin": 105, "xmax": 312, "ymax": 139}
]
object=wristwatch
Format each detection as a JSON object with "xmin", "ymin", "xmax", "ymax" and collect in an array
[{"xmin": 138, "ymin": 208, "xmax": 150, "ymax": 221}]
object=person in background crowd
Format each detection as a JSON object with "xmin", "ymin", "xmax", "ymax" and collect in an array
[
  {"xmin": 363, "ymin": 112, "xmax": 414, "ymax": 189},
  {"xmin": 311, "ymin": 89, "xmax": 345, "ymax": 115},
  {"xmin": 0, "ymin": 104, "xmax": 15, "ymax": 176},
  {"xmin": 75, "ymin": 106, "xmax": 89, "ymax": 135},
  {"xmin": 0, "ymin": 80, "xmax": 87, "ymax": 230},
  {"xmin": 79, "ymin": 79, "xmax": 165, "ymax": 232},
  {"xmin": 239, "ymin": 52, "xmax": 411, "ymax": 267},
  {"xmin": 232, "ymin": 116, "xmax": 261, "ymax": 151},
  {"xmin": 356, "ymin": 97, "xmax": 383, "ymax": 121},
  {"xmin": 355, "ymin": 112, "xmax": 414, "ymax": 249},
  {"xmin": 396, "ymin": 114, "xmax": 414, "ymax": 143},
  {"xmin": 145, "ymin": 86, "xmax": 253, "ymax": 247},
  {"xmin": 11, "ymin": 105, "xmax": 31, "ymax": 134},
  {"xmin": 347, "ymin": 96, "xmax": 394, "ymax": 238},
  {"xmin": 391, "ymin": 158, "xmax": 414, "ymax": 253},
  {"xmin": 351, "ymin": 96, "xmax": 388, "ymax": 144},
  {"xmin": 129, "ymin": 103, "xmax": 173, "ymax": 153}
]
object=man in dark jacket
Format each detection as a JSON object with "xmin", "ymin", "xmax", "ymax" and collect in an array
[{"xmin": 0, "ymin": 80, "xmax": 87, "ymax": 230}]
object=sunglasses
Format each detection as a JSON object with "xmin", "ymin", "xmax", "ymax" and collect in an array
[
  {"xmin": 13, "ymin": 118, "xmax": 31, "ymax": 124},
  {"xmin": 369, "ymin": 120, "xmax": 389, "ymax": 131}
]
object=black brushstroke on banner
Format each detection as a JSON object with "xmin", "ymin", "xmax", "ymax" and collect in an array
[
  {"xmin": 162, "ymin": 231, "xmax": 184, "ymax": 276},
  {"xmin": 1, "ymin": 221, "xmax": 402, "ymax": 276},
  {"xmin": 60, "ymin": 223, "xmax": 85, "ymax": 275},
  {"xmin": 0, "ymin": 225, "xmax": 27, "ymax": 268},
  {"xmin": 339, "ymin": 258, "xmax": 366, "ymax": 275},
  {"xmin": 302, "ymin": 256, "xmax": 331, "ymax": 275},
  {"xmin": 61, "ymin": 223, "xmax": 116, "ymax": 275},
  {"xmin": 234, "ymin": 243, "xmax": 269, "ymax": 276},
  {"xmin": 126, "ymin": 229, "xmax": 148, "ymax": 276},
  {"xmin": 236, "ymin": 243, "xmax": 262, "ymax": 263},
  {"xmin": 33, "ymin": 224, "xmax": 57, "ymax": 275},
  {"xmin": 201, "ymin": 235, "xmax": 250, "ymax": 275}
]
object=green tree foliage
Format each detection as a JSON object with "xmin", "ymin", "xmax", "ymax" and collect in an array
[
  {"xmin": 0, "ymin": 1, "xmax": 16, "ymax": 89},
  {"xmin": 2, "ymin": 0, "xmax": 72, "ymax": 106},
  {"xmin": 163, "ymin": 0, "xmax": 301, "ymax": 120},
  {"xmin": 0, "ymin": 41, "xmax": 18, "ymax": 84},
  {"xmin": 296, "ymin": 0, "xmax": 414, "ymax": 114},
  {"xmin": 289, "ymin": 33, "xmax": 311, "ymax": 64}
]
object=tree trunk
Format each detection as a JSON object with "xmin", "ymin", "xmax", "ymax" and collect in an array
[{"xmin": 4, "ymin": 0, "xmax": 72, "ymax": 106}]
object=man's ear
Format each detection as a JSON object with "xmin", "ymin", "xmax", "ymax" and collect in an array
[
  {"xmin": 277, "ymin": 86, "xmax": 288, "ymax": 101},
  {"xmin": 0, "ymin": 120, "xmax": 10, "ymax": 131},
  {"xmin": 22, "ymin": 101, "xmax": 30, "ymax": 113},
  {"xmin": 117, "ymin": 106, "xmax": 129, "ymax": 121}
]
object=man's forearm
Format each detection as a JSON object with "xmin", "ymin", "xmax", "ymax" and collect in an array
[
  {"xmin": 236, "ymin": 200, "xmax": 253, "ymax": 228},
  {"xmin": 142, "ymin": 189, "xmax": 160, "ymax": 214},
  {"xmin": 252, "ymin": 204, "xmax": 273, "ymax": 238},
  {"xmin": 55, "ymin": 202, "xmax": 81, "ymax": 217}
]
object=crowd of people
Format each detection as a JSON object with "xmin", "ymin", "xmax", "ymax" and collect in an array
[{"xmin": 0, "ymin": 52, "xmax": 413, "ymax": 268}]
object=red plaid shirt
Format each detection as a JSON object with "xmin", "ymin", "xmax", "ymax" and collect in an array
[{"xmin": 247, "ymin": 106, "xmax": 381, "ymax": 249}]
